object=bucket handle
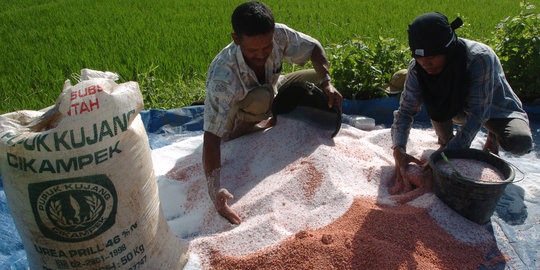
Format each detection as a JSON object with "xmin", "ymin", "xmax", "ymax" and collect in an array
[{"xmin": 506, "ymin": 160, "xmax": 525, "ymax": 183}]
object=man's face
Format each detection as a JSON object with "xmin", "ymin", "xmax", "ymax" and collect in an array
[
  {"xmin": 415, "ymin": 55, "xmax": 447, "ymax": 75},
  {"xmin": 232, "ymin": 31, "xmax": 274, "ymax": 70}
]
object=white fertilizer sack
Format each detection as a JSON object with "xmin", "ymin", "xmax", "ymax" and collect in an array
[{"xmin": 0, "ymin": 70, "xmax": 188, "ymax": 269}]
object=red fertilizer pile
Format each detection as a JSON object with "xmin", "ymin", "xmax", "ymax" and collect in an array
[{"xmin": 209, "ymin": 196, "xmax": 505, "ymax": 270}]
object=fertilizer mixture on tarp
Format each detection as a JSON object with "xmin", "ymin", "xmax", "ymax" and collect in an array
[{"xmin": 153, "ymin": 116, "xmax": 508, "ymax": 269}]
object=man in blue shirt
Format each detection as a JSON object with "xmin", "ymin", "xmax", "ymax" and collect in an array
[{"xmin": 391, "ymin": 12, "xmax": 532, "ymax": 193}]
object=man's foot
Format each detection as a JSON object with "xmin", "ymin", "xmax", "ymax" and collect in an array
[
  {"xmin": 224, "ymin": 120, "xmax": 257, "ymax": 141},
  {"xmin": 483, "ymin": 131, "xmax": 500, "ymax": 155},
  {"xmin": 225, "ymin": 118, "xmax": 274, "ymax": 141}
]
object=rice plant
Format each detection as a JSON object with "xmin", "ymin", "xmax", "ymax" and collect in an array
[{"xmin": 0, "ymin": 0, "xmax": 526, "ymax": 113}]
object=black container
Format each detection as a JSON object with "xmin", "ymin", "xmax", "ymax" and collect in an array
[
  {"xmin": 429, "ymin": 148, "xmax": 515, "ymax": 225},
  {"xmin": 272, "ymin": 81, "xmax": 341, "ymax": 137}
]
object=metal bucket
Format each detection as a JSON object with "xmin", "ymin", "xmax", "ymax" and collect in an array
[{"xmin": 429, "ymin": 148, "xmax": 515, "ymax": 225}]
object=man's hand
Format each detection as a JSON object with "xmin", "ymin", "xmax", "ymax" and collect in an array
[
  {"xmin": 390, "ymin": 146, "xmax": 423, "ymax": 195},
  {"xmin": 210, "ymin": 188, "xmax": 242, "ymax": 225},
  {"xmin": 320, "ymin": 82, "xmax": 343, "ymax": 112},
  {"xmin": 203, "ymin": 131, "xmax": 242, "ymax": 225}
]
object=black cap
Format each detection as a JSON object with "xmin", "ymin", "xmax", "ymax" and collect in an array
[{"xmin": 408, "ymin": 12, "xmax": 462, "ymax": 57}]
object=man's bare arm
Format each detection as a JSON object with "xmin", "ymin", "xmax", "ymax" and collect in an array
[
  {"xmin": 310, "ymin": 43, "xmax": 343, "ymax": 111},
  {"xmin": 203, "ymin": 131, "xmax": 242, "ymax": 224}
]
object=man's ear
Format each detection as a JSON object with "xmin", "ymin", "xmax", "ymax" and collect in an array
[{"xmin": 232, "ymin": 33, "xmax": 241, "ymax": 45}]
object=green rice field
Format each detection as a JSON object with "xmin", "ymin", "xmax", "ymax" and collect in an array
[{"xmin": 0, "ymin": 0, "xmax": 533, "ymax": 113}]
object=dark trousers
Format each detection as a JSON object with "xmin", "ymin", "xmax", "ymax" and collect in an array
[{"xmin": 432, "ymin": 114, "xmax": 533, "ymax": 156}]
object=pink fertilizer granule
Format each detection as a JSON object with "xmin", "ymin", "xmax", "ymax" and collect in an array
[{"xmin": 436, "ymin": 158, "xmax": 505, "ymax": 182}]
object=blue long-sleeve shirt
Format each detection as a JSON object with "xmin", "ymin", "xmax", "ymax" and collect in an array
[{"xmin": 391, "ymin": 38, "xmax": 529, "ymax": 150}]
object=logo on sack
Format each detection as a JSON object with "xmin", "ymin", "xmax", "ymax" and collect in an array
[{"xmin": 29, "ymin": 175, "xmax": 117, "ymax": 242}]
